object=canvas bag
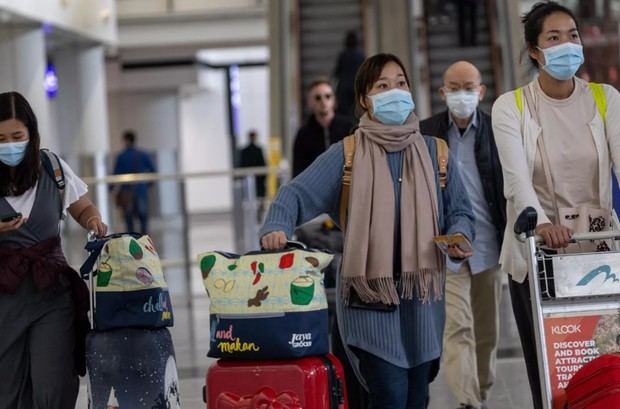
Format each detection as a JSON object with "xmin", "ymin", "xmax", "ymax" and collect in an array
[
  {"xmin": 80, "ymin": 233, "xmax": 174, "ymax": 330},
  {"xmin": 198, "ymin": 243, "xmax": 333, "ymax": 359}
]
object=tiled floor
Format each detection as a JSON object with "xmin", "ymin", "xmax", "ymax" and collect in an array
[{"xmin": 68, "ymin": 213, "xmax": 535, "ymax": 409}]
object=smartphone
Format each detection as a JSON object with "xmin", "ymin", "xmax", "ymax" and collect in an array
[
  {"xmin": 433, "ymin": 232, "xmax": 473, "ymax": 255},
  {"xmin": 0, "ymin": 212, "xmax": 22, "ymax": 223},
  {"xmin": 348, "ymin": 288, "xmax": 397, "ymax": 312}
]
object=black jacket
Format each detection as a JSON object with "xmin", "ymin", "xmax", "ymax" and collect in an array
[
  {"xmin": 239, "ymin": 143, "xmax": 267, "ymax": 198},
  {"xmin": 293, "ymin": 114, "xmax": 354, "ymax": 177},
  {"xmin": 420, "ymin": 109, "xmax": 506, "ymax": 244}
]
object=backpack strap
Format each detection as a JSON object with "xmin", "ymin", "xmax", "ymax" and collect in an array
[
  {"xmin": 339, "ymin": 134, "xmax": 355, "ymax": 232},
  {"xmin": 433, "ymin": 137, "xmax": 449, "ymax": 190},
  {"xmin": 515, "ymin": 87, "xmax": 524, "ymax": 115},
  {"xmin": 40, "ymin": 149, "xmax": 66, "ymax": 191},
  {"xmin": 515, "ymin": 83, "xmax": 607, "ymax": 120},
  {"xmin": 338, "ymin": 134, "xmax": 449, "ymax": 232},
  {"xmin": 588, "ymin": 82, "xmax": 607, "ymax": 121}
]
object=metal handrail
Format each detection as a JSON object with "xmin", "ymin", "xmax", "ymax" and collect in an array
[{"xmin": 81, "ymin": 166, "xmax": 282, "ymax": 186}]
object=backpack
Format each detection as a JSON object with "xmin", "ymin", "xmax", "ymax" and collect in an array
[
  {"xmin": 40, "ymin": 148, "xmax": 66, "ymax": 191},
  {"xmin": 339, "ymin": 134, "xmax": 449, "ymax": 231}
]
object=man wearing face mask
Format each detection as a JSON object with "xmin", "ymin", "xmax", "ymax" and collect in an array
[
  {"xmin": 420, "ymin": 61, "xmax": 506, "ymax": 409},
  {"xmin": 292, "ymin": 78, "xmax": 355, "ymax": 177}
]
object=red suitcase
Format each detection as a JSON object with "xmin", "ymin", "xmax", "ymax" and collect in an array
[
  {"xmin": 565, "ymin": 353, "xmax": 620, "ymax": 409},
  {"xmin": 204, "ymin": 353, "xmax": 348, "ymax": 409}
]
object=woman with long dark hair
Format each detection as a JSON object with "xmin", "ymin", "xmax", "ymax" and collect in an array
[{"xmin": 0, "ymin": 91, "xmax": 107, "ymax": 408}]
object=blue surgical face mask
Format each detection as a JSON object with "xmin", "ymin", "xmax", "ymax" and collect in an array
[
  {"xmin": 538, "ymin": 42, "xmax": 584, "ymax": 81},
  {"xmin": 369, "ymin": 88, "xmax": 415, "ymax": 125},
  {"xmin": 0, "ymin": 140, "xmax": 29, "ymax": 167}
]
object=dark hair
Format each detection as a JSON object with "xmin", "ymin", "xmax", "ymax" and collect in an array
[
  {"xmin": 345, "ymin": 30, "xmax": 359, "ymax": 49},
  {"xmin": 123, "ymin": 130, "xmax": 136, "ymax": 145},
  {"xmin": 522, "ymin": 1, "xmax": 580, "ymax": 68},
  {"xmin": 0, "ymin": 92, "xmax": 41, "ymax": 197},
  {"xmin": 307, "ymin": 77, "xmax": 332, "ymax": 95},
  {"xmin": 248, "ymin": 129, "xmax": 258, "ymax": 141},
  {"xmin": 354, "ymin": 53, "xmax": 410, "ymax": 117}
]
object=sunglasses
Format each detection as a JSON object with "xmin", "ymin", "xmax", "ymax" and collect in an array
[{"xmin": 314, "ymin": 93, "xmax": 333, "ymax": 102}]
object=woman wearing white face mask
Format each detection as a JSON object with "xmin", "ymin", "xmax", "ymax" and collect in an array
[
  {"xmin": 260, "ymin": 53, "xmax": 475, "ymax": 408},
  {"xmin": 0, "ymin": 92, "xmax": 108, "ymax": 409},
  {"xmin": 491, "ymin": 2, "xmax": 620, "ymax": 408}
]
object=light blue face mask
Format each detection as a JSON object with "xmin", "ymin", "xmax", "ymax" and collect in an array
[
  {"xmin": 369, "ymin": 88, "xmax": 415, "ymax": 125},
  {"xmin": 538, "ymin": 42, "xmax": 584, "ymax": 81},
  {"xmin": 0, "ymin": 140, "xmax": 29, "ymax": 167}
]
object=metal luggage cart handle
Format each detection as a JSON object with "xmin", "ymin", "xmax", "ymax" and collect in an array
[{"xmin": 516, "ymin": 230, "xmax": 620, "ymax": 244}]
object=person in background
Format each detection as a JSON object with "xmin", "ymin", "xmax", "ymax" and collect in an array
[
  {"xmin": 456, "ymin": 0, "xmax": 480, "ymax": 47},
  {"xmin": 491, "ymin": 2, "xmax": 620, "ymax": 408},
  {"xmin": 239, "ymin": 129, "xmax": 267, "ymax": 219},
  {"xmin": 292, "ymin": 78, "xmax": 354, "ymax": 177},
  {"xmin": 113, "ymin": 130, "xmax": 156, "ymax": 234},
  {"xmin": 261, "ymin": 53, "xmax": 475, "ymax": 409},
  {"xmin": 0, "ymin": 91, "xmax": 107, "ymax": 409},
  {"xmin": 294, "ymin": 79, "xmax": 359, "ymax": 407},
  {"xmin": 333, "ymin": 30, "xmax": 365, "ymax": 121},
  {"xmin": 420, "ymin": 61, "xmax": 505, "ymax": 409}
]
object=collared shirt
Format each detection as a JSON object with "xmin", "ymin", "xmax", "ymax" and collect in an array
[{"xmin": 446, "ymin": 111, "xmax": 500, "ymax": 274}]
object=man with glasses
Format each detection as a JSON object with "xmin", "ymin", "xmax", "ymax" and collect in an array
[
  {"xmin": 420, "ymin": 61, "xmax": 505, "ymax": 409},
  {"xmin": 292, "ymin": 78, "xmax": 354, "ymax": 177}
]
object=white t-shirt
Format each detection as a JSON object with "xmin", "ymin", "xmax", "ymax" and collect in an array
[
  {"xmin": 531, "ymin": 79, "xmax": 600, "ymax": 223},
  {"xmin": 4, "ymin": 157, "xmax": 88, "ymax": 219}
]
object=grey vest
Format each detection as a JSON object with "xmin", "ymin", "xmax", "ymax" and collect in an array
[{"xmin": 0, "ymin": 165, "xmax": 63, "ymax": 249}]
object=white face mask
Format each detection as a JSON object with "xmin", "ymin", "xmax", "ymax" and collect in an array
[{"xmin": 445, "ymin": 90, "xmax": 480, "ymax": 119}]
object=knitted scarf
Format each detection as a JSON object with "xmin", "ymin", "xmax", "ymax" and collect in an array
[{"xmin": 341, "ymin": 113, "xmax": 444, "ymax": 304}]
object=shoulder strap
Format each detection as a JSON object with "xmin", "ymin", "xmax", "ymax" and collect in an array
[
  {"xmin": 516, "ymin": 83, "xmax": 607, "ymax": 121},
  {"xmin": 339, "ymin": 134, "xmax": 356, "ymax": 232},
  {"xmin": 40, "ymin": 149, "xmax": 66, "ymax": 191},
  {"xmin": 338, "ymin": 133, "xmax": 449, "ymax": 232},
  {"xmin": 515, "ymin": 87, "xmax": 524, "ymax": 115},
  {"xmin": 433, "ymin": 137, "xmax": 449, "ymax": 190},
  {"xmin": 588, "ymin": 82, "xmax": 607, "ymax": 122}
]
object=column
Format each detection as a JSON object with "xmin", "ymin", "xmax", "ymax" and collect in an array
[
  {"xmin": 54, "ymin": 45, "xmax": 111, "ymax": 224},
  {"xmin": 0, "ymin": 25, "xmax": 56, "ymax": 150}
]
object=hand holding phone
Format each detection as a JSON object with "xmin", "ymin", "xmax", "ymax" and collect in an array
[
  {"xmin": 0, "ymin": 212, "xmax": 22, "ymax": 223},
  {"xmin": 433, "ymin": 233, "xmax": 473, "ymax": 259},
  {"xmin": 0, "ymin": 211, "xmax": 25, "ymax": 233}
]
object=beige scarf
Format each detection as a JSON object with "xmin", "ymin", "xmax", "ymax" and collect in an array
[{"xmin": 341, "ymin": 113, "xmax": 444, "ymax": 305}]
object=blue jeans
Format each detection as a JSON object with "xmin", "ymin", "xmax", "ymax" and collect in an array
[
  {"xmin": 354, "ymin": 348, "xmax": 433, "ymax": 409},
  {"xmin": 123, "ymin": 193, "xmax": 149, "ymax": 234}
]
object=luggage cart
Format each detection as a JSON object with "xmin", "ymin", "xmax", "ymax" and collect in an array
[{"xmin": 515, "ymin": 207, "xmax": 620, "ymax": 409}]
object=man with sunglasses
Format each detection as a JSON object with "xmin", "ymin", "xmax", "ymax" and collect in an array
[
  {"xmin": 292, "ymin": 78, "xmax": 363, "ymax": 408},
  {"xmin": 292, "ymin": 78, "xmax": 354, "ymax": 177}
]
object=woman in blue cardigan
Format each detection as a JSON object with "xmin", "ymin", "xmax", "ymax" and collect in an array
[{"xmin": 261, "ymin": 53, "xmax": 475, "ymax": 409}]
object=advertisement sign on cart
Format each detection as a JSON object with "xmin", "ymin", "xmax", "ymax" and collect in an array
[{"xmin": 543, "ymin": 309, "xmax": 620, "ymax": 409}]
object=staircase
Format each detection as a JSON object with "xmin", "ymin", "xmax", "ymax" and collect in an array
[
  {"xmin": 426, "ymin": 2, "xmax": 497, "ymax": 114},
  {"xmin": 298, "ymin": 0, "xmax": 363, "ymax": 116}
]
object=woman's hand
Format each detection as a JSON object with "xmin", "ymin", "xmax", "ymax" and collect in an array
[
  {"xmin": 535, "ymin": 223, "xmax": 572, "ymax": 248},
  {"xmin": 86, "ymin": 216, "xmax": 108, "ymax": 238},
  {"xmin": 261, "ymin": 231, "xmax": 287, "ymax": 250},
  {"xmin": 0, "ymin": 216, "xmax": 26, "ymax": 232},
  {"xmin": 447, "ymin": 242, "xmax": 473, "ymax": 259}
]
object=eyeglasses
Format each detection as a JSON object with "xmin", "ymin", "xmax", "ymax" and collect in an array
[{"xmin": 314, "ymin": 93, "xmax": 333, "ymax": 102}]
